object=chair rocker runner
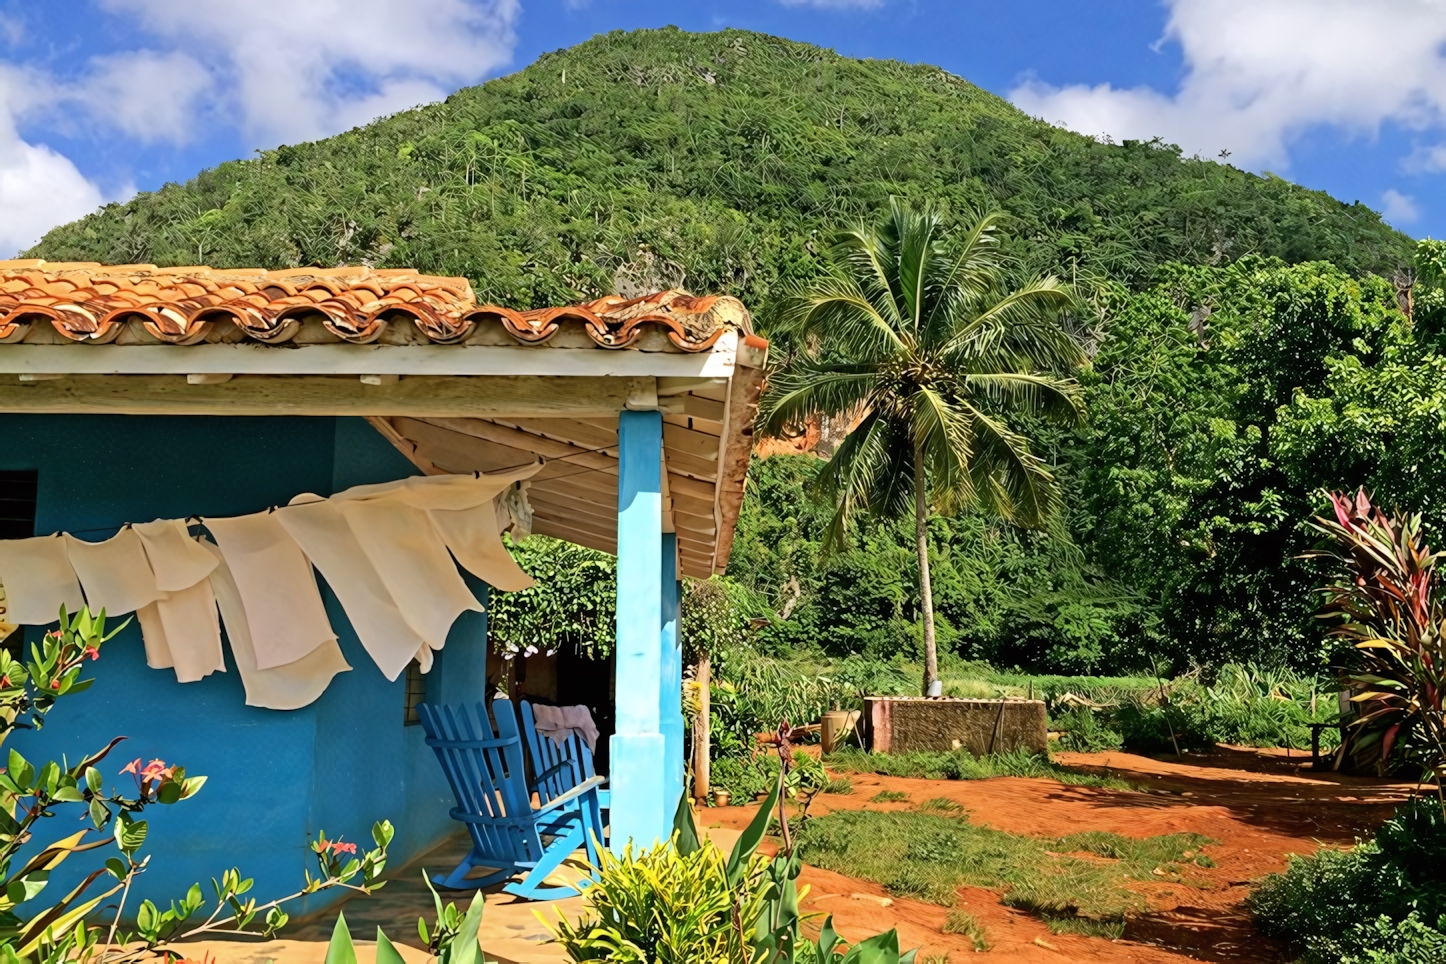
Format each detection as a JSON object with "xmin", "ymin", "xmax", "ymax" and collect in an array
[
  {"xmin": 419, "ymin": 699, "xmax": 605, "ymax": 899},
  {"xmin": 519, "ymin": 701, "xmax": 611, "ymax": 835}
]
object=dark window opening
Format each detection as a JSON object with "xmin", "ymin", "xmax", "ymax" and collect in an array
[
  {"xmin": 0, "ymin": 471, "xmax": 38, "ymax": 654},
  {"xmin": 403, "ymin": 658, "xmax": 427, "ymax": 726}
]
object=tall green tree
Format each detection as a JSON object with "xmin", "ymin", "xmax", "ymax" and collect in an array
[{"xmin": 761, "ymin": 201, "xmax": 1086, "ymax": 694}]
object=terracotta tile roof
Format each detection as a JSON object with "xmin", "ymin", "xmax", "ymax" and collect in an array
[{"xmin": 0, "ymin": 262, "xmax": 752, "ymax": 352}]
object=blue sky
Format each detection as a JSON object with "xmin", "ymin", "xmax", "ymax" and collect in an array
[{"xmin": 1, "ymin": 0, "xmax": 1443, "ymax": 256}]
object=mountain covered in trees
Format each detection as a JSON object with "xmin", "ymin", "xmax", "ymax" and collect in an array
[
  {"xmin": 31, "ymin": 27, "xmax": 1410, "ymax": 310},
  {"xmin": 31, "ymin": 28, "xmax": 1439, "ymax": 676}
]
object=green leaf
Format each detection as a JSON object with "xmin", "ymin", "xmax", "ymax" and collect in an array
[
  {"xmin": 104, "ymin": 858, "xmax": 128, "ymax": 880},
  {"xmin": 157, "ymin": 780, "xmax": 183, "ymax": 805},
  {"xmin": 8, "ymin": 750, "xmax": 32, "ymax": 791},
  {"xmin": 375, "ymin": 928, "xmax": 407, "ymax": 964},
  {"xmin": 672, "ymin": 792, "xmax": 700, "ymax": 857},
  {"xmin": 179, "ymin": 775, "xmax": 207, "ymax": 799},
  {"xmin": 115, "ymin": 816, "xmax": 147, "ymax": 856},
  {"xmin": 51, "ymin": 786, "xmax": 85, "ymax": 803},
  {"xmin": 88, "ymin": 797, "xmax": 109, "ymax": 829},
  {"xmin": 727, "ymin": 778, "xmax": 779, "ymax": 886},
  {"xmin": 324, "ymin": 912, "xmax": 358, "ymax": 964},
  {"xmin": 841, "ymin": 929, "xmax": 903, "ymax": 964},
  {"xmin": 84, "ymin": 767, "xmax": 102, "ymax": 793},
  {"xmin": 448, "ymin": 892, "xmax": 487, "ymax": 964}
]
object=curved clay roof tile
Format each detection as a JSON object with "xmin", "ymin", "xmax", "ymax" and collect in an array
[{"xmin": 0, "ymin": 262, "xmax": 754, "ymax": 352}]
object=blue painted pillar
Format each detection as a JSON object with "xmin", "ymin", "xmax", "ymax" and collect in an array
[
  {"xmin": 610, "ymin": 411, "xmax": 666, "ymax": 853},
  {"xmin": 659, "ymin": 533, "xmax": 683, "ymax": 819}
]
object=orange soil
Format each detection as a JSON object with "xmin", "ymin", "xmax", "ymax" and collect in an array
[{"xmin": 705, "ymin": 747, "xmax": 1415, "ymax": 963}]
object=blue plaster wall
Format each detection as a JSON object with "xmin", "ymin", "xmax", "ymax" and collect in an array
[{"xmin": 3, "ymin": 415, "xmax": 488, "ymax": 914}]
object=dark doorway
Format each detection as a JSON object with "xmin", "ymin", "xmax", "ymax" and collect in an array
[{"xmin": 0, "ymin": 470, "xmax": 37, "ymax": 653}]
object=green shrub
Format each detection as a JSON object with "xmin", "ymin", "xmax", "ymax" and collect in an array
[
  {"xmin": 825, "ymin": 748, "xmax": 1136, "ymax": 791},
  {"xmin": 1249, "ymin": 799, "xmax": 1446, "ymax": 963},
  {"xmin": 941, "ymin": 909, "xmax": 989, "ymax": 951},
  {"xmin": 1051, "ymin": 706, "xmax": 1124, "ymax": 752},
  {"xmin": 710, "ymin": 749, "xmax": 829, "ymax": 803}
]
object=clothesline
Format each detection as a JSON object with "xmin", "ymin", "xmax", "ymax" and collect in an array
[{"xmin": 0, "ymin": 465, "xmax": 544, "ymax": 712}]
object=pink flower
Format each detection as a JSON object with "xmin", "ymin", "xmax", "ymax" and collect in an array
[
  {"xmin": 323, "ymin": 840, "xmax": 358, "ymax": 855},
  {"xmin": 85, "ymin": 647, "xmax": 99, "ymax": 661},
  {"xmin": 139, "ymin": 759, "xmax": 173, "ymax": 782},
  {"xmin": 49, "ymin": 679, "xmax": 60, "ymax": 690},
  {"xmin": 120, "ymin": 759, "xmax": 141, "ymax": 776}
]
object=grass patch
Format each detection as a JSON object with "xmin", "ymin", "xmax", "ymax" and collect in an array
[
  {"xmin": 827, "ymin": 747, "xmax": 1138, "ymax": 791},
  {"xmin": 942, "ymin": 910, "xmax": 990, "ymax": 951},
  {"xmin": 821, "ymin": 775, "xmax": 854, "ymax": 794},
  {"xmin": 870, "ymin": 789, "xmax": 909, "ymax": 803},
  {"xmin": 797, "ymin": 809, "xmax": 1214, "ymax": 936}
]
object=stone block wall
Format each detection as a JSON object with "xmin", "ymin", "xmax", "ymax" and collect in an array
[{"xmin": 862, "ymin": 697, "xmax": 1048, "ymax": 756}]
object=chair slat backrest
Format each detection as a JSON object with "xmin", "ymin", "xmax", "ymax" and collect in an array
[
  {"xmin": 418, "ymin": 701, "xmax": 544, "ymax": 864},
  {"xmin": 518, "ymin": 701, "xmax": 599, "ymax": 809}
]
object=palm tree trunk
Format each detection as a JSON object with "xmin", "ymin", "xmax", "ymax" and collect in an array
[{"xmin": 913, "ymin": 439, "xmax": 940, "ymax": 697}]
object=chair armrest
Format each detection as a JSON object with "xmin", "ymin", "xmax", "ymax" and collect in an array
[
  {"xmin": 529, "ymin": 759, "xmax": 577, "ymax": 790},
  {"xmin": 534, "ymin": 775, "xmax": 607, "ymax": 815}
]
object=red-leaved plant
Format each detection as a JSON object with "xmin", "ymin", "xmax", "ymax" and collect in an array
[{"xmin": 1306, "ymin": 489, "xmax": 1446, "ymax": 787}]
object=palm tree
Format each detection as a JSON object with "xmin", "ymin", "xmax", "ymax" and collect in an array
[{"xmin": 761, "ymin": 201, "xmax": 1086, "ymax": 696}]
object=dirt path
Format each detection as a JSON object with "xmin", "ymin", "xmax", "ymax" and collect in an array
[{"xmin": 704, "ymin": 747, "xmax": 1415, "ymax": 963}]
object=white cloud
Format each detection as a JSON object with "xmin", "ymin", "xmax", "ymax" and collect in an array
[
  {"xmin": 101, "ymin": 0, "xmax": 521, "ymax": 145},
  {"xmin": 1009, "ymin": 0, "xmax": 1446, "ymax": 169},
  {"xmin": 76, "ymin": 50, "xmax": 214, "ymax": 144},
  {"xmin": 0, "ymin": 69, "xmax": 107, "ymax": 256},
  {"xmin": 1382, "ymin": 189, "xmax": 1421, "ymax": 225}
]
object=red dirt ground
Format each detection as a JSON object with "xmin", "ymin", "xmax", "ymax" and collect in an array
[{"xmin": 705, "ymin": 747, "xmax": 1415, "ymax": 963}]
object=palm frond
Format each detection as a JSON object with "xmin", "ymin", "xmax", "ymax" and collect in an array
[
  {"xmin": 942, "ymin": 277, "xmax": 1081, "ymax": 365},
  {"xmin": 831, "ymin": 220, "xmax": 905, "ymax": 331},
  {"xmin": 921, "ymin": 210, "xmax": 1005, "ymax": 347},
  {"xmin": 962, "ymin": 372, "xmax": 1086, "ymax": 424},
  {"xmin": 911, "ymin": 386, "xmax": 976, "ymax": 512},
  {"xmin": 759, "ymin": 363, "xmax": 880, "ymax": 437},
  {"xmin": 962, "ymin": 404, "xmax": 1061, "ymax": 528},
  {"xmin": 780, "ymin": 275, "xmax": 907, "ymax": 360}
]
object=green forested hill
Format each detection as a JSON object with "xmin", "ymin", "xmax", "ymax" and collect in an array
[{"xmin": 30, "ymin": 27, "xmax": 1410, "ymax": 315}]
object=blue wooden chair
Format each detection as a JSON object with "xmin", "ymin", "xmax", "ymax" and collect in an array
[
  {"xmin": 418, "ymin": 700, "xmax": 604, "ymax": 899},
  {"xmin": 519, "ymin": 701, "xmax": 611, "ymax": 834}
]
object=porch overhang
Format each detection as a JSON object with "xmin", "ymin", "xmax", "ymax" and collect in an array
[{"xmin": 0, "ymin": 262, "xmax": 767, "ymax": 579}]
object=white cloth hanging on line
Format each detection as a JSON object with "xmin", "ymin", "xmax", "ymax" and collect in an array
[
  {"xmin": 335, "ymin": 497, "xmax": 483, "ymax": 654},
  {"xmin": 203, "ymin": 512, "xmax": 338, "ymax": 671},
  {"xmin": 135, "ymin": 519, "xmax": 218, "ymax": 592},
  {"xmin": 275, "ymin": 497, "xmax": 427, "ymax": 683},
  {"xmin": 132, "ymin": 519, "xmax": 227, "ymax": 683},
  {"xmin": 328, "ymin": 464, "xmax": 539, "ymax": 590},
  {"xmin": 201, "ymin": 540, "xmax": 350, "ymax": 710},
  {"xmin": 0, "ymin": 535, "xmax": 85, "ymax": 626},
  {"xmin": 64, "ymin": 529, "xmax": 163, "ymax": 617},
  {"xmin": 135, "ymin": 578, "xmax": 225, "ymax": 683}
]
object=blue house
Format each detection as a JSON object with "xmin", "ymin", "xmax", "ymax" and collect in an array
[{"xmin": 0, "ymin": 261, "xmax": 764, "ymax": 911}]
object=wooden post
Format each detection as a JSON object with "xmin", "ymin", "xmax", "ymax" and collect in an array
[{"xmin": 693, "ymin": 652, "xmax": 711, "ymax": 803}]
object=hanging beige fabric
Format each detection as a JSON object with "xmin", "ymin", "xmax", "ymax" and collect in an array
[
  {"xmin": 64, "ymin": 529, "xmax": 163, "ymax": 617},
  {"xmin": 0, "ymin": 535, "xmax": 85, "ymax": 625},
  {"xmin": 201, "ymin": 540, "xmax": 350, "ymax": 710},
  {"xmin": 330, "ymin": 464, "xmax": 541, "ymax": 511},
  {"xmin": 336, "ymin": 497, "xmax": 482, "ymax": 653},
  {"xmin": 276, "ymin": 497, "xmax": 427, "ymax": 682},
  {"xmin": 204, "ymin": 512, "xmax": 337, "ymax": 670},
  {"xmin": 428, "ymin": 505, "xmax": 534, "ymax": 592},
  {"xmin": 136, "ymin": 578, "xmax": 225, "ymax": 684},
  {"xmin": 135, "ymin": 519, "xmax": 218, "ymax": 592}
]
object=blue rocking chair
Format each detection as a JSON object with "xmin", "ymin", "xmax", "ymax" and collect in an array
[
  {"xmin": 519, "ymin": 701, "xmax": 611, "ymax": 835},
  {"xmin": 418, "ymin": 700, "xmax": 605, "ymax": 899}
]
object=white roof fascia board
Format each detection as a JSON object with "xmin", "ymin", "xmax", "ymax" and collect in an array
[{"xmin": 0, "ymin": 332, "xmax": 739, "ymax": 379}]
